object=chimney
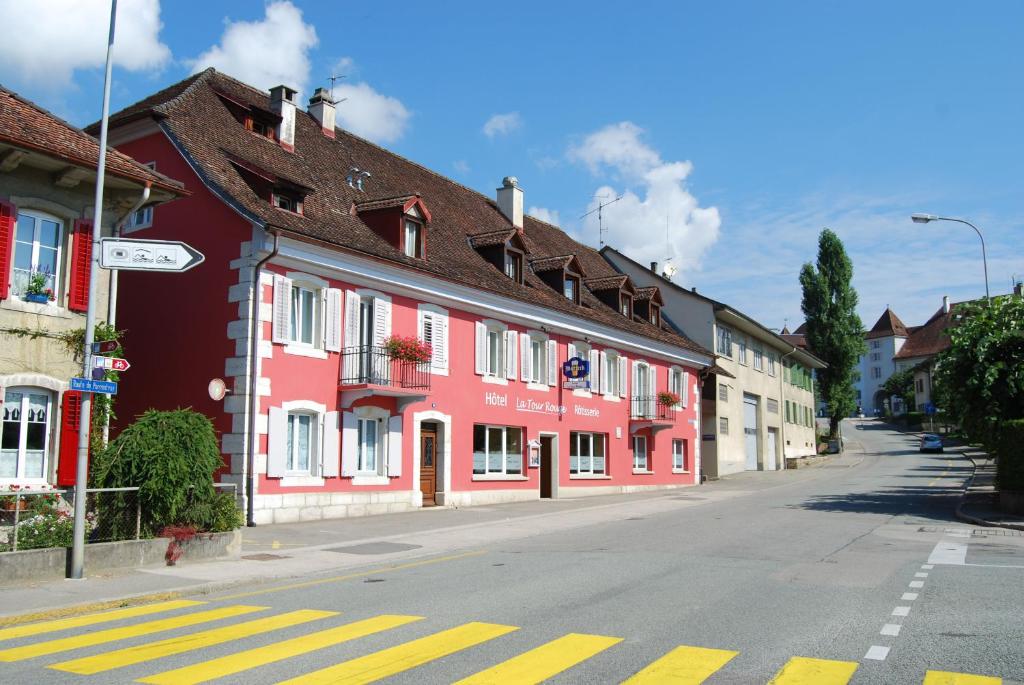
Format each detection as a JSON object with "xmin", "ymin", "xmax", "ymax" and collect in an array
[
  {"xmin": 496, "ymin": 176, "xmax": 523, "ymax": 229},
  {"xmin": 307, "ymin": 88, "xmax": 335, "ymax": 138},
  {"xmin": 269, "ymin": 85, "xmax": 298, "ymax": 151},
  {"xmin": 650, "ymin": 261, "xmax": 658, "ymax": 274},
  {"xmin": 942, "ymin": 295, "xmax": 950, "ymax": 314}
]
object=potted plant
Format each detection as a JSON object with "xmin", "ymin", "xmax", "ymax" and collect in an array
[
  {"xmin": 657, "ymin": 391, "xmax": 680, "ymax": 408},
  {"xmin": 24, "ymin": 270, "xmax": 54, "ymax": 304},
  {"xmin": 382, "ymin": 335, "xmax": 432, "ymax": 364},
  {"xmin": 1, "ymin": 484, "xmax": 28, "ymax": 511}
]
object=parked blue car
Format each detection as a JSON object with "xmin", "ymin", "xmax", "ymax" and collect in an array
[{"xmin": 919, "ymin": 434, "xmax": 944, "ymax": 453}]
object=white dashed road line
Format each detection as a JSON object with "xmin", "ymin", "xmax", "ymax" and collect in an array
[
  {"xmin": 901, "ymin": 592, "xmax": 918, "ymax": 601},
  {"xmin": 892, "ymin": 606, "xmax": 911, "ymax": 617},
  {"xmin": 865, "ymin": 645, "xmax": 891, "ymax": 660},
  {"xmin": 881, "ymin": 624, "xmax": 902, "ymax": 637}
]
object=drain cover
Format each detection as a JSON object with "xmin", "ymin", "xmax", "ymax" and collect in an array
[
  {"xmin": 326, "ymin": 542, "xmax": 422, "ymax": 555},
  {"xmin": 242, "ymin": 553, "xmax": 289, "ymax": 561}
]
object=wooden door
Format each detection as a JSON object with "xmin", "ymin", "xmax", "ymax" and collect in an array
[
  {"xmin": 540, "ymin": 436, "xmax": 553, "ymax": 498},
  {"xmin": 420, "ymin": 428, "xmax": 437, "ymax": 506}
]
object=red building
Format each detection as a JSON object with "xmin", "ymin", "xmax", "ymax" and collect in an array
[{"xmin": 99, "ymin": 70, "xmax": 713, "ymax": 524}]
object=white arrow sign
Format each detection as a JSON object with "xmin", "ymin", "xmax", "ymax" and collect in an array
[{"xmin": 100, "ymin": 238, "xmax": 205, "ymax": 273}]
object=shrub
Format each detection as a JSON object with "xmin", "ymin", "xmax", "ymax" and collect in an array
[
  {"xmin": 90, "ymin": 409, "xmax": 233, "ymax": 535},
  {"xmin": 904, "ymin": 412, "xmax": 924, "ymax": 428},
  {"xmin": 996, "ymin": 419, "xmax": 1024, "ymax": 492}
]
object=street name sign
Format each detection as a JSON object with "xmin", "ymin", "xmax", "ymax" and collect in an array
[
  {"xmin": 91, "ymin": 340, "xmax": 119, "ymax": 354},
  {"xmin": 70, "ymin": 377, "xmax": 118, "ymax": 395},
  {"xmin": 99, "ymin": 238, "xmax": 205, "ymax": 273},
  {"xmin": 93, "ymin": 356, "xmax": 131, "ymax": 372}
]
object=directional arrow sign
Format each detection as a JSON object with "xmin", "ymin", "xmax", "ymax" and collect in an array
[
  {"xmin": 93, "ymin": 356, "xmax": 131, "ymax": 372},
  {"xmin": 91, "ymin": 340, "xmax": 119, "ymax": 354},
  {"xmin": 99, "ymin": 238, "xmax": 205, "ymax": 273}
]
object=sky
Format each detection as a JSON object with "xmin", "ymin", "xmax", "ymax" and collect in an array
[{"xmin": 1, "ymin": 0, "xmax": 1021, "ymax": 331}]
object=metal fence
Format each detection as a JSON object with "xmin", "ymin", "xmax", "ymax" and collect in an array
[
  {"xmin": 0, "ymin": 487, "xmax": 141, "ymax": 553},
  {"xmin": 339, "ymin": 345, "xmax": 431, "ymax": 390},
  {"xmin": 630, "ymin": 396, "xmax": 672, "ymax": 420}
]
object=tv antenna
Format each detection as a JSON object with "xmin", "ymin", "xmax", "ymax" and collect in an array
[
  {"xmin": 580, "ymin": 194, "xmax": 622, "ymax": 247},
  {"xmin": 327, "ymin": 74, "xmax": 347, "ymax": 104}
]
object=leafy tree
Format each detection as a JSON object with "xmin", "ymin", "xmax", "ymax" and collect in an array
[
  {"xmin": 799, "ymin": 229, "xmax": 866, "ymax": 438},
  {"xmin": 881, "ymin": 367, "xmax": 915, "ymax": 413},
  {"xmin": 933, "ymin": 296, "xmax": 1024, "ymax": 450}
]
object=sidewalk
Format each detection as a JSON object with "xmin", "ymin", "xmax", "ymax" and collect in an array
[{"xmin": 956, "ymin": 447, "xmax": 1024, "ymax": 531}]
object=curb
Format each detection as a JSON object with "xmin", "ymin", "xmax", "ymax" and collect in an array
[{"xmin": 954, "ymin": 452, "xmax": 1024, "ymax": 532}]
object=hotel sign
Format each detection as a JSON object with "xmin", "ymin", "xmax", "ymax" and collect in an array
[{"xmin": 562, "ymin": 356, "xmax": 591, "ymax": 390}]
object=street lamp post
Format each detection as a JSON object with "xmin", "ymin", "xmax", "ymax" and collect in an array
[{"xmin": 910, "ymin": 213, "xmax": 991, "ymax": 304}]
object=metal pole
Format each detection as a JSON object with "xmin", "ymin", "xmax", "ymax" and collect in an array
[
  {"xmin": 940, "ymin": 217, "xmax": 990, "ymax": 305},
  {"xmin": 70, "ymin": 0, "xmax": 117, "ymax": 580}
]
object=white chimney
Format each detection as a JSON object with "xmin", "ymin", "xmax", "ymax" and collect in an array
[
  {"xmin": 269, "ymin": 85, "xmax": 298, "ymax": 151},
  {"xmin": 943, "ymin": 295, "xmax": 950, "ymax": 314},
  {"xmin": 307, "ymin": 88, "xmax": 335, "ymax": 138},
  {"xmin": 496, "ymin": 176, "xmax": 523, "ymax": 229}
]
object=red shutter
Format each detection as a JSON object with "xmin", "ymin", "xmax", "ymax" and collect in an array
[
  {"xmin": 68, "ymin": 219, "xmax": 93, "ymax": 312},
  {"xmin": 57, "ymin": 391, "xmax": 91, "ymax": 486},
  {"xmin": 0, "ymin": 199, "xmax": 15, "ymax": 300}
]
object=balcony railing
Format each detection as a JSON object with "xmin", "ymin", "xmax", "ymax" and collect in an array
[
  {"xmin": 339, "ymin": 345, "xmax": 431, "ymax": 390},
  {"xmin": 630, "ymin": 395, "xmax": 673, "ymax": 420}
]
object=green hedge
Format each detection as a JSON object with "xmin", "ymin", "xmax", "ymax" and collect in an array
[
  {"xmin": 904, "ymin": 412, "xmax": 924, "ymax": 427},
  {"xmin": 996, "ymin": 419, "xmax": 1024, "ymax": 492}
]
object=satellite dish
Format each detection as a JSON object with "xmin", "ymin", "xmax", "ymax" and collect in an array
[
  {"xmin": 664, "ymin": 263, "xmax": 678, "ymax": 278},
  {"xmin": 208, "ymin": 378, "xmax": 229, "ymax": 401}
]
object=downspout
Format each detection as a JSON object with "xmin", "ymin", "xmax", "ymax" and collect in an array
[
  {"xmin": 102, "ymin": 182, "xmax": 151, "ymax": 446},
  {"xmin": 779, "ymin": 346, "xmax": 798, "ymax": 467},
  {"xmin": 245, "ymin": 228, "xmax": 280, "ymax": 526}
]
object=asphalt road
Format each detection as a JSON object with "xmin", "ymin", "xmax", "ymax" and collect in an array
[{"xmin": 2, "ymin": 419, "xmax": 1021, "ymax": 684}]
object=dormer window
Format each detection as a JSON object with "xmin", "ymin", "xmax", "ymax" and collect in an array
[
  {"xmin": 469, "ymin": 228, "xmax": 530, "ymax": 285},
  {"xmin": 250, "ymin": 118, "xmax": 275, "ymax": 140},
  {"xmin": 650, "ymin": 304, "xmax": 661, "ymax": 327},
  {"xmin": 619, "ymin": 293, "xmax": 633, "ymax": 318},
  {"xmin": 564, "ymin": 273, "xmax": 580, "ymax": 304},
  {"xmin": 272, "ymin": 190, "xmax": 303, "ymax": 214},
  {"xmin": 355, "ymin": 195, "xmax": 433, "ymax": 260},
  {"xmin": 403, "ymin": 219, "xmax": 423, "ymax": 259},
  {"xmin": 504, "ymin": 250, "xmax": 523, "ymax": 283}
]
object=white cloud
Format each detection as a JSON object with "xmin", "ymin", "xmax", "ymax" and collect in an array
[
  {"xmin": 528, "ymin": 207, "xmax": 561, "ymax": 227},
  {"xmin": 453, "ymin": 160, "xmax": 471, "ymax": 174},
  {"xmin": 189, "ymin": 1, "xmax": 317, "ymax": 96},
  {"xmin": 483, "ymin": 112, "xmax": 522, "ymax": 138},
  {"xmin": 333, "ymin": 82, "xmax": 411, "ymax": 144},
  {"xmin": 568, "ymin": 122, "xmax": 721, "ymax": 276},
  {"xmin": 0, "ymin": 0, "xmax": 170, "ymax": 89}
]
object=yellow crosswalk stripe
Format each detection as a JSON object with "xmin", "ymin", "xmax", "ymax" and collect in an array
[
  {"xmin": 923, "ymin": 671, "xmax": 1002, "ymax": 685},
  {"xmin": 453, "ymin": 632, "xmax": 622, "ymax": 684},
  {"xmin": 276, "ymin": 621, "xmax": 519, "ymax": 685},
  {"xmin": 0, "ymin": 600, "xmax": 206, "ymax": 642},
  {"xmin": 768, "ymin": 656, "xmax": 858, "ymax": 685},
  {"xmin": 138, "ymin": 614, "xmax": 424, "ymax": 685},
  {"xmin": 621, "ymin": 644, "xmax": 739, "ymax": 684},
  {"xmin": 0, "ymin": 605, "xmax": 264, "ymax": 662},
  {"xmin": 50, "ymin": 609, "xmax": 336, "ymax": 675}
]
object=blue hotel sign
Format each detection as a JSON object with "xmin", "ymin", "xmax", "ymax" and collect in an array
[{"xmin": 562, "ymin": 356, "xmax": 591, "ymax": 390}]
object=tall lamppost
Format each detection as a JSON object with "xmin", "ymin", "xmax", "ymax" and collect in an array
[{"xmin": 910, "ymin": 213, "xmax": 991, "ymax": 304}]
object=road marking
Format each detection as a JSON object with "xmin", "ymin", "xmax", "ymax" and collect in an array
[
  {"xmin": 922, "ymin": 564, "xmax": 934, "ymax": 569},
  {"xmin": 864, "ymin": 645, "xmax": 890, "ymax": 661},
  {"xmin": 621, "ymin": 644, "xmax": 738, "ymax": 684},
  {"xmin": 880, "ymin": 624, "xmax": 901, "ymax": 637},
  {"xmin": 276, "ymin": 621, "xmax": 518, "ymax": 684},
  {"xmin": 902, "ymin": 593, "xmax": 919, "ymax": 601},
  {"xmin": 138, "ymin": 615, "xmax": 423, "ymax": 685},
  {"xmin": 923, "ymin": 670, "xmax": 1003, "ymax": 684},
  {"xmin": 454, "ymin": 632, "xmax": 622, "ymax": 684},
  {"xmin": 767, "ymin": 656, "xmax": 858, "ymax": 684},
  {"xmin": 892, "ymin": 606, "xmax": 911, "ymax": 617},
  {"xmin": 0, "ymin": 605, "xmax": 264, "ymax": 662},
  {"xmin": 215, "ymin": 550, "xmax": 487, "ymax": 601},
  {"xmin": 910, "ymin": 581, "xmax": 925, "ymax": 588},
  {"xmin": 0, "ymin": 600, "xmax": 205, "ymax": 641},
  {"xmin": 929, "ymin": 540, "xmax": 968, "ymax": 564},
  {"xmin": 915, "ymin": 572, "xmax": 929, "ymax": 578},
  {"xmin": 50, "ymin": 609, "xmax": 335, "ymax": 675}
]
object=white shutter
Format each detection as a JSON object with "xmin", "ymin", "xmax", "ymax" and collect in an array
[
  {"xmin": 631, "ymin": 360, "xmax": 639, "ymax": 398},
  {"xmin": 599, "ymin": 351, "xmax": 609, "ymax": 395},
  {"xmin": 321, "ymin": 411, "xmax": 340, "ymax": 477},
  {"xmin": 436, "ymin": 311, "xmax": 449, "ymax": 370},
  {"xmin": 567, "ymin": 342, "xmax": 577, "ymax": 361},
  {"xmin": 520, "ymin": 333, "xmax": 532, "ymax": 382},
  {"xmin": 505, "ymin": 330, "xmax": 518, "ymax": 379},
  {"xmin": 618, "ymin": 355, "xmax": 628, "ymax": 398},
  {"xmin": 387, "ymin": 416, "xmax": 403, "ymax": 477},
  {"xmin": 341, "ymin": 412, "xmax": 358, "ymax": 477},
  {"xmin": 648, "ymin": 365, "xmax": 657, "ymax": 398},
  {"xmin": 589, "ymin": 348, "xmax": 600, "ymax": 392},
  {"xmin": 547, "ymin": 339, "xmax": 558, "ymax": 385},
  {"xmin": 373, "ymin": 296, "xmax": 392, "ymax": 346},
  {"xmin": 271, "ymin": 275, "xmax": 292, "ymax": 344},
  {"xmin": 343, "ymin": 291, "xmax": 360, "ymax": 380},
  {"xmin": 475, "ymin": 321, "xmax": 487, "ymax": 375},
  {"xmin": 681, "ymin": 371, "xmax": 689, "ymax": 407},
  {"xmin": 324, "ymin": 288, "xmax": 342, "ymax": 352},
  {"xmin": 267, "ymin": 406, "xmax": 288, "ymax": 477}
]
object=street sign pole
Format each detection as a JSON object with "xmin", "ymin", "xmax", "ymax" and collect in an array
[{"xmin": 70, "ymin": 0, "xmax": 117, "ymax": 581}]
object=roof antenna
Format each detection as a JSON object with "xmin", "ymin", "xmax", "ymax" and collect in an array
[
  {"xmin": 580, "ymin": 194, "xmax": 622, "ymax": 247},
  {"xmin": 327, "ymin": 74, "xmax": 348, "ymax": 105}
]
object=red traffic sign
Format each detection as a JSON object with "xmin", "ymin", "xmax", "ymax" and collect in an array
[
  {"xmin": 91, "ymin": 340, "xmax": 118, "ymax": 354},
  {"xmin": 93, "ymin": 356, "xmax": 131, "ymax": 372}
]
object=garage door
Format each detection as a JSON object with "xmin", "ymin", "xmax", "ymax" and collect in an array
[{"xmin": 744, "ymin": 395, "xmax": 758, "ymax": 470}]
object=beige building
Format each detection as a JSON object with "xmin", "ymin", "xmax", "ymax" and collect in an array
[
  {"xmin": 602, "ymin": 247, "xmax": 825, "ymax": 478},
  {"xmin": 0, "ymin": 86, "xmax": 185, "ymax": 487}
]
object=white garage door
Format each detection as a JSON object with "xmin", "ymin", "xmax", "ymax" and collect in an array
[{"xmin": 744, "ymin": 395, "xmax": 758, "ymax": 471}]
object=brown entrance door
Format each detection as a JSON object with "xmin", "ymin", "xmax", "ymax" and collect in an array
[
  {"xmin": 540, "ymin": 436, "xmax": 554, "ymax": 498},
  {"xmin": 420, "ymin": 427, "xmax": 437, "ymax": 506}
]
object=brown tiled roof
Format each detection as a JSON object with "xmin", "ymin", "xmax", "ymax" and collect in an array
[
  {"xmin": 0, "ymin": 86, "xmax": 186, "ymax": 194},
  {"xmin": 468, "ymin": 228, "xmax": 518, "ymax": 249},
  {"xmin": 893, "ymin": 305, "xmax": 955, "ymax": 360},
  {"xmin": 634, "ymin": 286, "xmax": 661, "ymax": 303},
  {"xmin": 781, "ymin": 333, "xmax": 809, "ymax": 350},
  {"xmin": 102, "ymin": 69, "xmax": 710, "ymax": 359},
  {"xmin": 584, "ymin": 275, "xmax": 630, "ymax": 292},
  {"xmin": 529, "ymin": 255, "xmax": 575, "ymax": 273},
  {"xmin": 354, "ymin": 194, "xmax": 417, "ymax": 213},
  {"xmin": 866, "ymin": 307, "xmax": 910, "ymax": 339},
  {"xmin": 793, "ymin": 322, "xmax": 807, "ymax": 334}
]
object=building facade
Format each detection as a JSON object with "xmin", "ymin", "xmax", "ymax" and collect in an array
[
  {"xmin": 0, "ymin": 86, "xmax": 184, "ymax": 489},
  {"xmin": 858, "ymin": 309, "xmax": 911, "ymax": 414},
  {"xmin": 99, "ymin": 70, "xmax": 712, "ymax": 524},
  {"xmin": 601, "ymin": 249, "xmax": 824, "ymax": 478}
]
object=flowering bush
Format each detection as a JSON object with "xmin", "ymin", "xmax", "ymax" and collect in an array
[
  {"xmin": 25, "ymin": 270, "xmax": 55, "ymax": 299},
  {"xmin": 383, "ymin": 335, "xmax": 432, "ymax": 364},
  {"xmin": 657, "ymin": 391, "xmax": 681, "ymax": 407}
]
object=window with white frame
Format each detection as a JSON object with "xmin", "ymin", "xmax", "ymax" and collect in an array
[
  {"xmin": 632, "ymin": 435, "xmax": 649, "ymax": 471},
  {"xmin": 871, "ymin": 340, "xmax": 880, "ymax": 349},
  {"xmin": 719, "ymin": 417, "xmax": 729, "ymax": 435},
  {"xmin": 274, "ymin": 274, "xmax": 342, "ymax": 353},
  {"xmin": 570, "ymin": 432, "xmax": 606, "ymax": 475},
  {"xmin": 472, "ymin": 425, "xmax": 523, "ymax": 475},
  {"xmin": 486, "ymin": 327, "xmax": 503, "ymax": 376},
  {"xmin": 603, "ymin": 350, "xmax": 621, "ymax": 396},
  {"xmin": 767, "ymin": 354, "xmax": 776, "ymax": 376},
  {"xmin": 403, "ymin": 219, "xmax": 423, "ymax": 259},
  {"xmin": 12, "ymin": 210, "xmax": 62, "ymax": 299},
  {"xmin": 767, "ymin": 398, "xmax": 779, "ymax": 414},
  {"xmin": 357, "ymin": 417, "xmax": 382, "ymax": 475},
  {"xmin": 669, "ymin": 367, "xmax": 685, "ymax": 407},
  {"xmin": 528, "ymin": 335, "xmax": 546, "ymax": 384},
  {"xmin": 475, "ymin": 320, "xmax": 515, "ymax": 380},
  {"xmin": 718, "ymin": 383, "xmax": 728, "ymax": 402},
  {"xmin": 737, "ymin": 338, "xmax": 748, "ymax": 365},
  {"xmin": 716, "ymin": 326, "xmax": 732, "ymax": 356},
  {"xmin": 0, "ymin": 387, "xmax": 52, "ymax": 480},
  {"xmin": 286, "ymin": 411, "xmax": 317, "ymax": 473},
  {"xmin": 672, "ymin": 439, "xmax": 687, "ymax": 471},
  {"xmin": 418, "ymin": 305, "xmax": 449, "ymax": 374},
  {"xmin": 872, "ymin": 366, "xmax": 882, "ymax": 379},
  {"xmin": 123, "ymin": 206, "xmax": 153, "ymax": 232},
  {"xmin": 870, "ymin": 352, "xmax": 881, "ymax": 362},
  {"xmin": 289, "ymin": 283, "xmax": 319, "ymax": 345},
  {"xmin": 753, "ymin": 347, "xmax": 763, "ymax": 371}
]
